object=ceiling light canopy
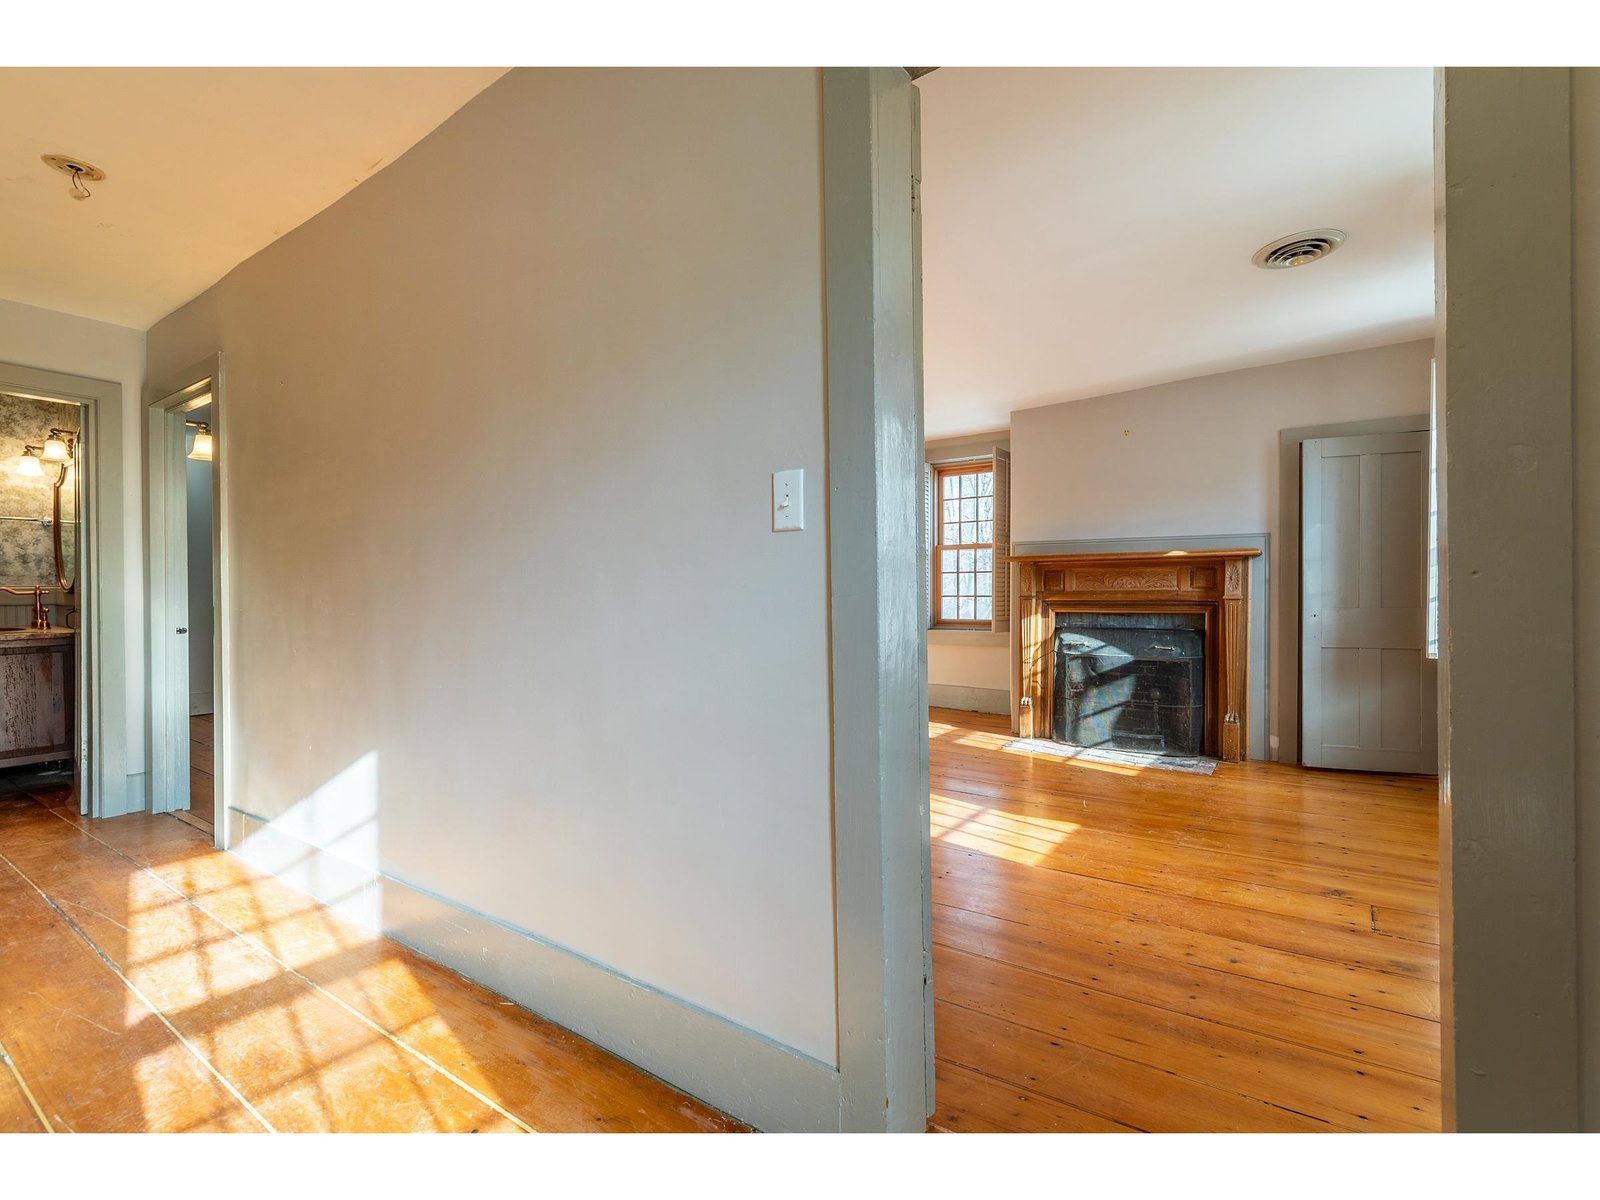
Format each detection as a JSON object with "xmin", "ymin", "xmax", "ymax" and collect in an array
[{"xmin": 41, "ymin": 153, "xmax": 105, "ymax": 201}]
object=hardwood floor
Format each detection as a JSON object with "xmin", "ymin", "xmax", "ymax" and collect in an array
[
  {"xmin": 0, "ymin": 705, "xmax": 1438, "ymax": 1133},
  {"xmin": 926, "ymin": 708, "xmax": 1441, "ymax": 1134},
  {"xmin": 173, "ymin": 714, "xmax": 215, "ymax": 836},
  {"xmin": 0, "ymin": 792, "xmax": 743, "ymax": 1133}
]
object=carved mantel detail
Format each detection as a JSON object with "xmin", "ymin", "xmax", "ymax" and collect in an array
[{"xmin": 1012, "ymin": 548, "xmax": 1262, "ymax": 762}]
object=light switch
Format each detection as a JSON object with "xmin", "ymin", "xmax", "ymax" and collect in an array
[{"xmin": 772, "ymin": 468, "xmax": 804, "ymax": 532}]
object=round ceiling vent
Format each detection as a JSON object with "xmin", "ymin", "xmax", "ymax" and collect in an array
[{"xmin": 1252, "ymin": 228, "xmax": 1346, "ymax": 270}]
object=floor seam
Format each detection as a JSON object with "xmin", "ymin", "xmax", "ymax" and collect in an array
[
  {"xmin": 932, "ymin": 938, "xmax": 1443, "ymax": 1083},
  {"xmin": 40, "ymin": 807, "xmax": 538, "ymax": 1134},
  {"xmin": 930, "ymin": 900, "xmax": 1441, "ymax": 1021},
  {"xmin": 935, "ymin": 995, "xmax": 1354, "ymax": 1132},
  {"xmin": 0, "ymin": 846, "xmax": 276, "ymax": 1133},
  {"xmin": 0, "ymin": 1037, "xmax": 54, "ymax": 1132}
]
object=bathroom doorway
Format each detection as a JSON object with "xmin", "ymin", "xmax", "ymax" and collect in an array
[
  {"xmin": 0, "ymin": 389, "xmax": 85, "ymax": 814},
  {"xmin": 147, "ymin": 358, "xmax": 225, "ymax": 843},
  {"xmin": 176, "ymin": 402, "xmax": 216, "ymax": 834}
]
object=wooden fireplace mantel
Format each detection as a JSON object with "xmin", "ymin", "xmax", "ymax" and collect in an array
[{"xmin": 1012, "ymin": 548, "xmax": 1261, "ymax": 761}]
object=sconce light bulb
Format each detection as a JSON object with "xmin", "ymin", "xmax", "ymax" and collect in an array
[
  {"xmin": 40, "ymin": 434, "xmax": 70, "ymax": 463},
  {"xmin": 16, "ymin": 451, "xmax": 44, "ymax": 478},
  {"xmin": 188, "ymin": 426, "xmax": 214, "ymax": 462}
]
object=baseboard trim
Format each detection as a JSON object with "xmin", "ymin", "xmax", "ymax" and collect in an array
[
  {"xmin": 928, "ymin": 683, "xmax": 1010, "ymax": 715},
  {"xmin": 229, "ymin": 810, "xmax": 842, "ymax": 1132},
  {"xmin": 101, "ymin": 770, "xmax": 148, "ymax": 818}
]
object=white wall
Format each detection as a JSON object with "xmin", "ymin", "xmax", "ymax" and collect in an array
[
  {"xmin": 185, "ymin": 405, "xmax": 213, "ymax": 715},
  {"xmin": 0, "ymin": 297, "xmax": 145, "ymax": 813},
  {"xmin": 927, "ymin": 634, "xmax": 1009, "ymax": 694},
  {"xmin": 144, "ymin": 69, "xmax": 837, "ymax": 1065},
  {"xmin": 1010, "ymin": 339, "xmax": 1433, "ymax": 754}
]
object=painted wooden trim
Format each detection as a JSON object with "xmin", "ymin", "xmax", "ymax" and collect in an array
[
  {"xmin": 229, "ymin": 810, "xmax": 839, "ymax": 1132},
  {"xmin": 822, "ymin": 66, "xmax": 932, "ymax": 1132},
  {"xmin": 0, "ymin": 360, "xmax": 122, "ymax": 818},
  {"xmin": 1436, "ymin": 67, "xmax": 1579, "ymax": 1131},
  {"xmin": 925, "ymin": 432, "xmax": 1009, "ymax": 463},
  {"xmin": 146, "ymin": 356, "xmax": 226, "ymax": 848},
  {"xmin": 145, "ymin": 402, "xmax": 188, "ymax": 815},
  {"xmin": 926, "ymin": 628, "xmax": 1008, "ymax": 647},
  {"xmin": 927, "ymin": 684, "xmax": 1009, "ymax": 715},
  {"xmin": 1277, "ymin": 413, "xmax": 1428, "ymax": 764}
]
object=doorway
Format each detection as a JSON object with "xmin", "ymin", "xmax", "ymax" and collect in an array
[
  {"xmin": 175, "ymin": 403, "xmax": 216, "ymax": 834},
  {"xmin": 0, "ymin": 389, "xmax": 86, "ymax": 814},
  {"xmin": 1300, "ymin": 430, "xmax": 1438, "ymax": 773},
  {"xmin": 914, "ymin": 67, "xmax": 1443, "ymax": 1132},
  {"xmin": 147, "ymin": 360, "xmax": 224, "ymax": 844}
]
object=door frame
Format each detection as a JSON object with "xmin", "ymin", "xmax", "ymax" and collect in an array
[
  {"xmin": 1298, "ymin": 429, "xmax": 1437, "ymax": 773},
  {"xmin": 822, "ymin": 66, "xmax": 933, "ymax": 1130},
  {"xmin": 0, "ymin": 360, "xmax": 115, "ymax": 817},
  {"xmin": 1278, "ymin": 412, "xmax": 1428, "ymax": 764},
  {"xmin": 145, "ymin": 355, "xmax": 228, "ymax": 847}
]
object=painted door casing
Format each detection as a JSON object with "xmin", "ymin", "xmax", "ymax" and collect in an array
[{"xmin": 1301, "ymin": 432, "xmax": 1438, "ymax": 773}]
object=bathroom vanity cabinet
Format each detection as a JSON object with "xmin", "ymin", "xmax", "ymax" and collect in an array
[{"xmin": 0, "ymin": 629, "xmax": 75, "ymax": 767}]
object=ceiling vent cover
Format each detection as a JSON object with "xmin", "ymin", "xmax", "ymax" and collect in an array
[{"xmin": 1252, "ymin": 228, "xmax": 1346, "ymax": 269}]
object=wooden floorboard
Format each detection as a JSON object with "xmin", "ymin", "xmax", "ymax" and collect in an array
[
  {"xmin": 928, "ymin": 708, "xmax": 1441, "ymax": 1133},
  {"xmin": 0, "ymin": 704, "xmax": 1441, "ymax": 1133},
  {"xmin": 181, "ymin": 714, "xmax": 216, "ymax": 835},
  {"xmin": 0, "ymin": 796, "xmax": 744, "ymax": 1133}
]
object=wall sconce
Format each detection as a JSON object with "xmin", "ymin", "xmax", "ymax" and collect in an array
[
  {"xmin": 187, "ymin": 421, "xmax": 214, "ymax": 462},
  {"xmin": 40, "ymin": 429, "xmax": 76, "ymax": 464},
  {"xmin": 16, "ymin": 446, "xmax": 45, "ymax": 478}
]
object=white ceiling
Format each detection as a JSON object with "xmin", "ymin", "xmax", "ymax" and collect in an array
[
  {"xmin": 918, "ymin": 68, "xmax": 1436, "ymax": 438},
  {"xmin": 0, "ymin": 68, "xmax": 508, "ymax": 329}
]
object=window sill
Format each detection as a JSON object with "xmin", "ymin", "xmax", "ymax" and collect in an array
[{"xmin": 927, "ymin": 627, "xmax": 1009, "ymax": 647}]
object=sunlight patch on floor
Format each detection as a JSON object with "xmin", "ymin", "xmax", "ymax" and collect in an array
[
  {"xmin": 930, "ymin": 791, "xmax": 1080, "ymax": 866},
  {"xmin": 118, "ymin": 849, "xmax": 519, "ymax": 1132}
]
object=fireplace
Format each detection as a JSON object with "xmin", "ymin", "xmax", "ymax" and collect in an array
[
  {"xmin": 1053, "ymin": 612, "xmax": 1206, "ymax": 756},
  {"xmin": 1014, "ymin": 548, "xmax": 1260, "ymax": 761}
]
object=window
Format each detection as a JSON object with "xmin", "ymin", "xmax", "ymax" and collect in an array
[{"xmin": 934, "ymin": 461, "xmax": 995, "ymax": 626}]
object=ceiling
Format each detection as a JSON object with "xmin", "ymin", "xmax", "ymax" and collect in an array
[
  {"xmin": 0, "ymin": 68, "xmax": 508, "ymax": 328},
  {"xmin": 918, "ymin": 68, "xmax": 1436, "ymax": 438}
]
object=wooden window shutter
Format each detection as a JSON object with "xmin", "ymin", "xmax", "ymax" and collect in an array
[
  {"xmin": 923, "ymin": 460, "xmax": 935, "ymax": 627},
  {"xmin": 990, "ymin": 446, "xmax": 1011, "ymax": 632}
]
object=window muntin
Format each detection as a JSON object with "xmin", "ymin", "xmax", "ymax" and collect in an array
[{"xmin": 935, "ymin": 462, "xmax": 995, "ymax": 626}]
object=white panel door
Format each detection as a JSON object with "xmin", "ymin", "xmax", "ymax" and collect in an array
[{"xmin": 1301, "ymin": 433, "xmax": 1437, "ymax": 773}]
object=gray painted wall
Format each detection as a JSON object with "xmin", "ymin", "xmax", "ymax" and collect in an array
[
  {"xmin": 144, "ymin": 69, "xmax": 839, "ymax": 1068},
  {"xmin": 1009, "ymin": 341, "xmax": 1432, "ymax": 760}
]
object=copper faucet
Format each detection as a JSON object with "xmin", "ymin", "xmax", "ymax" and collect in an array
[{"xmin": 0, "ymin": 585, "xmax": 50, "ymax": 630}]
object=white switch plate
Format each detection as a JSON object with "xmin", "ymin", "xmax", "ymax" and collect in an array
[{"xmin": 772, "ymin": 468, "xmax": 804, "ymax": 532}]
